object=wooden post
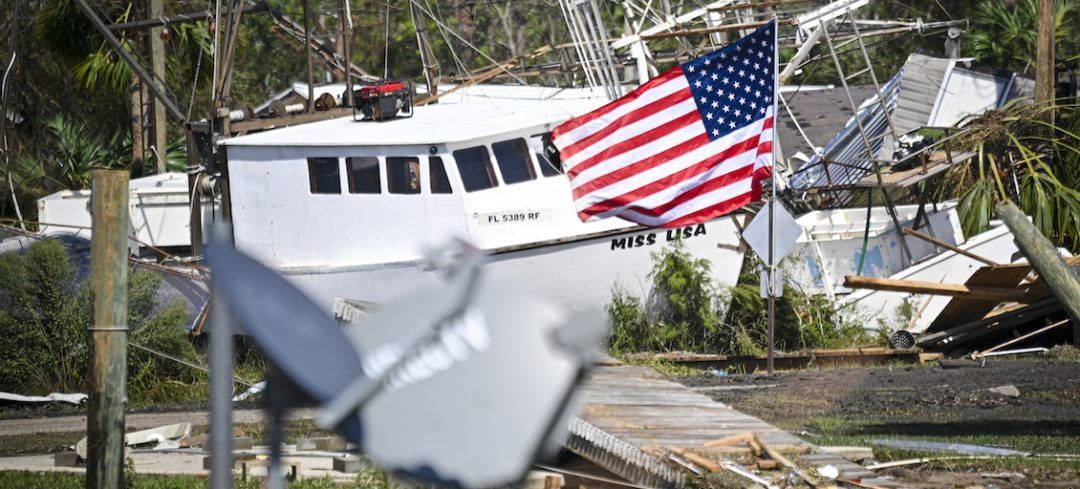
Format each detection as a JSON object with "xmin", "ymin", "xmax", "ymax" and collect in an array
[
  {"xmin": 1035, "ymin": 0, "xmax": 1055, "ymax": 109},
  {"xmin": 87, "ymin": 170, "xmax": 130, "ymax": 489},
  {"xmin": 996, "ymin": 202, "xmax": 1080, "ymax": 344}
]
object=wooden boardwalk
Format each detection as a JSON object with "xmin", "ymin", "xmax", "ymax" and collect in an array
[{"xmin": 567, "ymin": 364, "xmax": 896, "ymax": 487}]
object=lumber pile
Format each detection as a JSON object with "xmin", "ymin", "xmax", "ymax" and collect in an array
[
  {"xmin": 642, "ymin": 433, "xmax": 887, "ymax": 488},
  {"xmin": 845, "ymin": 256, "xmax": 1079, "ymax": 357}
]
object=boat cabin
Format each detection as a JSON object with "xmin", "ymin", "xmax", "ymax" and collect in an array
[{"xmin": 221, "ymin": 85, "xmax": 628, "ymax": 272}]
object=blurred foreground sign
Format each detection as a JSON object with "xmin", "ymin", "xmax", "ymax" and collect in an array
[
  {"xmin": 206, "ymin": 241, "xmax": 605, "ymax": 488},
  {"xmin": 741, "ymin": 201, "xmax": 803, "ymax": 266}
]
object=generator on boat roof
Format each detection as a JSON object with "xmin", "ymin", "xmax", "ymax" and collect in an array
[{"xmin": 352, "ymin": 80, "xmax": 413, "ymax": 122}]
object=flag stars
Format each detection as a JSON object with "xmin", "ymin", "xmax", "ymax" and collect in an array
[{"xmin": 681, "ymin": 21, "xmax": 774, "ymax": 141}]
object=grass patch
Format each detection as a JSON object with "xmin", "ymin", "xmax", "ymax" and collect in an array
[
  {"xmin": 622, "ymin": 356, "xmax": 704, "ymax": 379},
  {"xmin": 783, "ymin": 415, "xmax": 1080, "ymax": 477},
  {"xmin": 0, "ymin": 431, "xmax": 82, "ymax": 457},
  {"xmin": 1045, "ymin": 345, "xmax": 1080, "ymax": 363}
]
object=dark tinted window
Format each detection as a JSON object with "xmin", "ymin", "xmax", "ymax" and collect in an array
[
  {"xmin": 492, "ymin": 138, "xmax": 536, "ymax": 184},
  {"xmin": 387, "ymin": 157, "xmax": 421, "ymax": 194},
  {"xmin": 346, "ymin": 157, "xmax": 380, "ymax": 194},
  {"xmin": 428, "ymin": 157, "xmax": 452, "ymax": 194},
  {"xmin": 453, "ymin": 146, "xmax": 498, "ymax": 192},
  {"xmin": 536, "ymin": 134, "xmax": 563, "ymax": 177},
  {"xmin": 307, "ymin": 158, "xmax": 340, "ymax": 194}
]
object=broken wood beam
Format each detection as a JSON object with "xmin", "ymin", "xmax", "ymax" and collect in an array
[
  {"xmin": 415, "ymin": 46, "xmax": 552, "ymax": 107},
  {"xmin": 996, "ymin": 202, "xmax": 1080, "ymax": 344},
  {"xmin": 752, "ymin": 433, "xmax": 819, "ymax": 487},
  {"xmin": 843, "ymin": 276, "xmax": 1028, "ymax": 303},
  {"xmin": 972, "ymin": 318, "xmax": 1070, "ymax": 358},
  {"xmin": 902, "ymin": 227, "xmax": 999, "ymax": 267}
]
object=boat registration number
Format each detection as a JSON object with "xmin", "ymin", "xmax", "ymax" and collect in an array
[{"xmin": 477, "ymin": 209, "xmax": 552, "ymax": 225}]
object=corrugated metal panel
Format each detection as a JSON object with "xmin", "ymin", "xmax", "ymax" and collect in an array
[
  {"xmin": 788, "ymin": 71, "xmax": 901, "ymax": 198},
  {"xmin": 893, "ymin": 54, "xmax": 952, "ymax": 133}
]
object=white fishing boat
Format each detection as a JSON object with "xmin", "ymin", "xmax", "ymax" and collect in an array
[{"xmin": 220, "ymin": 85, "xmax": 746, "ymax": 312}]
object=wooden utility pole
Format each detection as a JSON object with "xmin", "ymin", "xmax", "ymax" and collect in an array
[
  {"xmin": 996, "ymin": 202, "xmax": 1080, "ymax": 344},
  {"xmin": 1035, "ymin": 0, "xmax": 1055, "ymax": 108},
  {"xmin": 149, "ymin": 0, "xmax": 167, "ymax": 173},
  {"xmin": 87, "ymin": 170, "xmax": 131, "ymax": 489},
  {"xmin": 303, "ymin": 0, "xmax": 315, "ymax": 113}
]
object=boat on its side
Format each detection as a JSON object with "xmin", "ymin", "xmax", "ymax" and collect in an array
[{"xmin": 220, "ymin": 85, "xmax": 746, "ymax": 312}]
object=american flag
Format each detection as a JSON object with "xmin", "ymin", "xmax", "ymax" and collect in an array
[{"xmin": 552, "ymin": 21, "xmax": 775, "ymax": 228}]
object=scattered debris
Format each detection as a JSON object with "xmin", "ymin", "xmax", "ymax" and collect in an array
[
  {"xmin": 865, "ymin": 455, "xmax": 997, "ymax": 470},
  {"xmin": 753, "ymin": 433, "xmax": 820, "ymax": 487},
  {"xmin": 74, "ymin": 423, "xmax": 193, "ymax": 459},
  {"xmin": 870, "ymin": 439, "xmax": 1030, "ymax": 457},
  {"xmin": 817, "ymin": 464, "xmax": 839, "ymax": 479},
  {"xmin": 988, "ymin": 385, "xmax": 1021, "ymax": 398},
  {"xmin": 976, "ymin": 347, "xmax": 1049, "ymax": 358},
  {"xmin": 820, "ymin": 446, "xmax": 875, "ymax": 462},
  {"xmin": 720, "ymin": 460, "xmax": 780, "ymax": 489},
  {"xmin": 0, "ymin": 391, "xmax": 87, "ymax": 405}
]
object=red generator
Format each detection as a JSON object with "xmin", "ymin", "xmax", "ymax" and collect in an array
[{"xmin": 352, "ymin": 80, "xmax": 413, "ymax": 121}]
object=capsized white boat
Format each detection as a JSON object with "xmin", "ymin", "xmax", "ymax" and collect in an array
[{"xmin": 220, "ymin": 85, "xmax": 746, "ymax": 312}]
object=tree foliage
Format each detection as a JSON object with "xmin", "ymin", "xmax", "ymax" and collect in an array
[
  {"xmin": 0, "ymin": 238, "xmax": 199, "ymax": 404},
  {"xmin": 947, "ymin": 102, "xmax": 1080, "ymax": 251},
  {"xmin": 607, "ymin": 241, "xmax": 873, "ymax": 355},
  {"xmin": 968, "ymin": 0, "xmax": 1078, "ymax": 73}
]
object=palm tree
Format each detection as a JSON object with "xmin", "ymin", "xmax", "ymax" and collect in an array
[
  {"xmin": 34, "ymin": 0, "xmax": 211, "ymax": 177},
  {"xmin": 968, "ymin": 0, "xmax": 1079, "ymax": 73},
  {"xmin": 946, "ymin": 101, "xmax": 1080, "ymax": 251}
]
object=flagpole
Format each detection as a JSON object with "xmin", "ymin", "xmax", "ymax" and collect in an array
[{"xmin": 766, "ymin": 18, "xmax": 779, "ymax": 375}]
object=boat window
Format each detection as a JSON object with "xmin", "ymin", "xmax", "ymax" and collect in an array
[
  {"xmin": 492, "ymin": 138, "xmax": 536, "ymax": 184},
  {"xmin": 387, "ymin": 157, "xmax": 421, "ymax": 194},
  {"xmin": 346, "ymin": 157, "xmax": 381, "ymax": 194},
  {"xmin": 307, "ymin": 157, "xmax": 341, "ymax": 194},
  {"xmin": 532, "ymin": 133, "xmax": 563, "ymax": 177},
  {"xmin": 428, "ymin": 156, "xmax": 452, "ymax": 194},
  {"xmin": 453, "ymin": 146, "xmax": 498, "ymax": 192}
]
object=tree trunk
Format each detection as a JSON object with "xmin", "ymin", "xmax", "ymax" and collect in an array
[
  {"xmin": 130, "ymin": 75, "xmax": 145, "ymax": 173},
  {"xmin": 453, "ymin": 0, "xmax": 477, "ymax": 68},
  {"xmin": 1035, "ymin": 0, "xmax": 1055, "ymax": 119}
]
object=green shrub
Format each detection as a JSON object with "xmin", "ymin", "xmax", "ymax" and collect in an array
[
  {"xmin": 608, "ymin": 240, "xmax": 726, "ymax": 353},
  {"xmin": 607, "ymin": 241, "xmax": 874, "ymax": 355},
  {"xmin": 0, "ymin": 238, "xmax": 208, "ymax": 404}
]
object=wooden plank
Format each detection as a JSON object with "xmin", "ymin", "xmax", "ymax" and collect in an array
[
  {"xmin": 927, "ymin": 264, "xmax": 1041, "ymax": 332},
  {"xmin": 844, "ymin": 275, "xmax": 1027, "ymax": 302}
]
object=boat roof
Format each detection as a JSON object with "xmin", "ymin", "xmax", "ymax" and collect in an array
[{"xmin": 222, "ymin": 85, "xmax": 608, "ymax": 148}]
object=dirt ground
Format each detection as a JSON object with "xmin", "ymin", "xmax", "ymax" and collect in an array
[{"xmin": 679, "ymin": 358, "xmax": 1080, "ymax": 487}]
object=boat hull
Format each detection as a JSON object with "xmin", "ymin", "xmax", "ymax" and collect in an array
[{"xmin": 278, "ymin": 219, "xmax": 746, "ymax": 314}]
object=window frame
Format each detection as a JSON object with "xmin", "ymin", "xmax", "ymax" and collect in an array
[
  {"xmin": 427, "ymin": 156, "xmax": 453, "ymax": 194},
  {"xmin": 452, "ymin": 145, "xmax": 499, "ymax": 192},
  {"xmin": 530, "ymin": 133, "xmax": 564, "ymax": 177},
  {"xmin": 491, "ymin": 138, "xmax": 538, "ymax": 185},
  {"xmin": 307, "ymin": 157, "xmax": 342, "ymax": 194},
  {"xmin": 386, "ymin": 156, "xmax": 423, "ymax": 195},
  {"xmin": 345, "ymin": 156, "xmax": 382, "ymax": 194}
]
